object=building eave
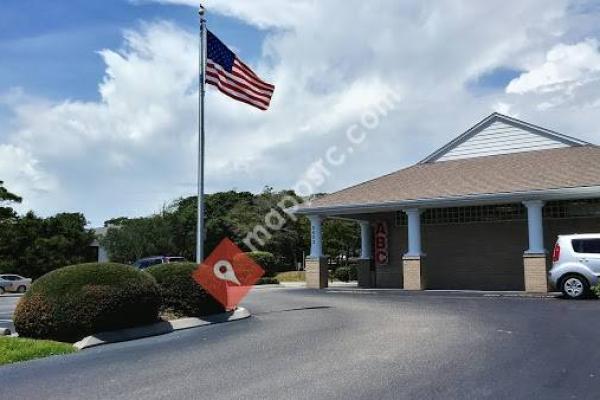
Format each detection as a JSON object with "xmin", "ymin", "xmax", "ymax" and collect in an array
[{"xmin": 294, "ymin": 186, "xmax": 600, "ymax": 216}]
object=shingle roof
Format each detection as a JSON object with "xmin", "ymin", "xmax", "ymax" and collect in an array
[{"xmin": 303, "ymin": 145, "xmax": 600, "ymax": 210}]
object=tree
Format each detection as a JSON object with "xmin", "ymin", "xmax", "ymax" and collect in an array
[
  {"xmin": 100, "ymin": 214, "xmax": 176, "ymax": 264},
  {"xmin": 0, "ymin": 180, "xmax": 21, "ymax": 220},
  {"xmin": 323, "ymin": 219, "xmax": 360, "ymax": 266},
  {"xmin": 0, "ymin": 212, "xmax": 96, "ymax": 278},
  {"xmin": 99, "ymin": 188, "xmax": 359, "ymax": 272}
]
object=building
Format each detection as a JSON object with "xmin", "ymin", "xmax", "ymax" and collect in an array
[
  {"xmin": 90, "ymin": 227, "xmax": 110, "ymax": 263},
  {"xmin": 295, "ymin": 113, "xmax": 600, "ymax": 292}
]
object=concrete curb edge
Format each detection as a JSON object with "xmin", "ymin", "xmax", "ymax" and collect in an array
[{"xmin": 74, "ymin": 307, "xmax": 251, "ymax": 350}]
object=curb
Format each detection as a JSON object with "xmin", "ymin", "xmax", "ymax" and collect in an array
[
  {"xmin": 324, "ymin": 287, "xmax": 561, "ymax": 298},
  {"xmin": 74, "ymin": 307, "xmax": 251, "ymax": 350}
]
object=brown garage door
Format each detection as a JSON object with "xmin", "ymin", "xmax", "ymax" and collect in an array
[{"xmin": 422, "ymin": 221, "xmax": 528, "ymax": 291}]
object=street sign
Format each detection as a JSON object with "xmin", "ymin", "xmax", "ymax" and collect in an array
[{"xmin": 193, "ymin": 238, "xmax": 264, "ymax": 310}]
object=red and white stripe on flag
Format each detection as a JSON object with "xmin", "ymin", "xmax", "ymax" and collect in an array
[{"xmin": 206, "ymin": 58, "xmax": 274, "ymax": 110}]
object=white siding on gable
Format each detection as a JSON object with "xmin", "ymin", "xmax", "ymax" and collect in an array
[{"xmin": 436, "ymin": 121, "xmax": 570, "ymax": 162}]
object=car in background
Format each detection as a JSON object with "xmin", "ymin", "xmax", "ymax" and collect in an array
[
  {"xmin": 0, "ymin": 274, "xmax": 32, "ymax": 293},
  {"xmin": 549, "ymin": 234, "xmax": 600, "ymax": 299},
  {"xmin": 133, "ymin": 256, "xmax": 187, "ymax": 270}
]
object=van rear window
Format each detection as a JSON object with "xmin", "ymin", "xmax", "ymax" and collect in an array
[{"xmin": 572, "ymin": 239, "xmax": 600, "ymax": 254}]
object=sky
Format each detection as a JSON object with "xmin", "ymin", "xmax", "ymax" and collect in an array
[{"xmin": 1, "ymin": 0, "xmax": 600, "ymax": 227}]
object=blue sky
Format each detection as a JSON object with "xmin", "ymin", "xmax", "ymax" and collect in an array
[
  {"xmin": 0, "ymin": 0, "xmax": 265, "ymax": 102},
  {"xmin": 1, "ymin": 0, "xmax": 600, "ymax": 226}
]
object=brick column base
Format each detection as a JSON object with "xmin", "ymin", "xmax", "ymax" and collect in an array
[
  {"xmin": 523, "ymin": 253, "xmax": 548, "ymax": 293},
  {"xmin": 306, "ymin": 257, "xmax": 328, "ymax": 289},
  {"xmin": 403, "ymin": 256, "xmax": 424, "ymax": 290},
  {"xmin": 356, "ymin": 259, "xmax": 372, "ymax": 288}
]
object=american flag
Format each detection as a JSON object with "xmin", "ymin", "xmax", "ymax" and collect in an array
[{"xmin": 206, "ymin": 30, "xmax": 275, "ymax": 111}]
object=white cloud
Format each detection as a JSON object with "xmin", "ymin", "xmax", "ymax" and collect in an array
[
  {"xmin": 132, "ymin": 0, "xmax": 314, "ymax": 28},
  {"xmin": 507, "ymin": 39, "xmax": 600, "ymax": 94},
  {"xmin": 0, "ymin": 144, "xmax": 58, "ymax": 211},
  {"xmin": 2, "ymin": 0, "xmax": 600, "ymax": 226}
]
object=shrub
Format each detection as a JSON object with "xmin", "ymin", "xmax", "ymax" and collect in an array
[
  {"xmin": 256, "ymin": 277, "xmax": 279, "ymax": 285},
  {"xmin": 334, "ymin": 266, "xmax": 352, "ymax": 282},
  {"xmin": 14, "ymin": 263, "xmax": 160, "ymax": 343},
  {"xmin": 246, "ymin": 251, "xmax": 277, "ymax": 277},
  {"xmin": 146, "ymin": 262, "xmax": 225, "ymax": 318},
  {"xmin": 348, "ymin": 265, "xmax": 358, "ymax": 281},
  {"xmin": 591, "ymin": 284, "xmax": 600, "ymax": 298}
]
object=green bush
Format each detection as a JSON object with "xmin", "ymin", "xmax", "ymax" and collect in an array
[
  {"xmin": 256, "ymin": 277, "xmax": 279, "ymax": 285},
  {"xmin": 334, "ymin": 266, "xmax": 352, "ymax": 282},
  {"xmin": 334, "ymin": 266, "xmax": 357, "ymax": 282},
  {"xmin": 146, "ymin": 262, "xmax": 225, "ymax": 317},
  {"xmin": 14, "ymin": 263, "xmax": 161, "ymax": 343},
  {"xmin": 246, "ymin": 251, "xmax": 277, "ymax": 277},
  {"xmin": 591, "ymin": 284, "xmax": 600, "ymax": 298},
  {"xmin": 348, "ymin": 265, "xmax": 358, "ymax": 281}
]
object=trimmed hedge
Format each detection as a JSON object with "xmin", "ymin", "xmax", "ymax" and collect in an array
[
  {"xmin": 146, "ymin": 262, "xmax": 225, "ymax": 317},
  {"xmin": 14, "ymin": 263, "xmax": 161, "ymax": 343},
  {"xmin": 246, "ymin": 251, "xmax": 277, "ymax": 277}
]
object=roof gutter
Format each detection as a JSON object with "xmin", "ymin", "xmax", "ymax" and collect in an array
[{"xmin": 293, "ymin": 186, "xmax": 600, "ymax": 216}]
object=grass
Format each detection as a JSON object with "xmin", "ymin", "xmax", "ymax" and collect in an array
[
  {"xmin": 275, "ymin": 271, "xmax": 305, "ymax": 282},
  {"xmin": 0, "ymin": 337, "xmax": 76, "ymax": 366}
]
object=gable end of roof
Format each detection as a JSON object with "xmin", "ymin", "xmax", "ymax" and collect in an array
[{"xmin": 419, "ymin": 113, "xmax": 590, "ymax": 164}]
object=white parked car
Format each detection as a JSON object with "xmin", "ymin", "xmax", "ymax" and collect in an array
[
  {"xmin": 549, "ymin": 234, "xmax": 600, "ymax": 299},
  {"xmin": 0, "ymin": 274, "xmax": 32, "ymax": 294}
]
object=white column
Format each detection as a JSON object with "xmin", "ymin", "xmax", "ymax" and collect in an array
[
  {"xmin": 404, "ymin": 208, "xmax": 423, "ymax": 257},
  {"xmin": 523, "ymin": 200, "xmax": 545, "ymax": 254},
  {"xmin": 359, "ymin": 221, "xmax": 372, "ymax": 259},
  {"xmin": 308, "ymin": 215, "xmax": 323, "ymax": 258}
]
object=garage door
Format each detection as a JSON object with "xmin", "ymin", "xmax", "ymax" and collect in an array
[{"xmin": 422, "ymin": 221, "xmax": 527, "ymax": 291}]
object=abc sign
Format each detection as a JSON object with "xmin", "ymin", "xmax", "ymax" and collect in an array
[{"xmin": 374, "ymin": 222, "xmax": 388, "ymax": 265}]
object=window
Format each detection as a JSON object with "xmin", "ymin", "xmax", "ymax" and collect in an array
[
  {"xmin": 572, "ymin": 239, "xmax": 600, "ymax": 254},
  {"xmin": 396, "ymin": 204, "xmax": 526, "ymax": 226},
  {"xmin": 545, "ymin": 199, "xmax": 600, "ymax": 219},
  {"xmin": 395, "ymin": 198, "xmax": 600, "ymax": 227}
]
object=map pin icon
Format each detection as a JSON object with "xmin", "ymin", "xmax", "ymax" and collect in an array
[{"xmin": 213, "ymin": 260, "xmax": 241, "ymax": 285}]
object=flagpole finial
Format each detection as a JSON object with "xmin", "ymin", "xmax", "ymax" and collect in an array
[{"xmin": 199, "ymin": 3, "xmax": 205, "ymax": 16}]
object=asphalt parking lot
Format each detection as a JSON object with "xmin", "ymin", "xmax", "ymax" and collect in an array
[{"xmin": 1, "ymin": 287, "xmax": 600, "ymax": 400}]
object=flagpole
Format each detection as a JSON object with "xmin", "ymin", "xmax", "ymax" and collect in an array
[{"xmin": 196, "ymin": 4, "xmax": 207, "ymax": 264}]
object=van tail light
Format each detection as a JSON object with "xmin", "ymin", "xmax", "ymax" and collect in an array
[{"xmin": 552, "ymin": 243, "xmax": 561, "ymax": 262}]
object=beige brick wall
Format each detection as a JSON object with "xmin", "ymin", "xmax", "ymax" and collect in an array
[
  {"xmin": 403, "ymin": 257, "xmax": 424, "ymax": 290},
  {"xmin": 524, "ymin": 254, "xmax": 548, "ymax": 293},
  {"xmin": 305, "ymin": 257, "xmax": 328, "ymax": 289}
]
